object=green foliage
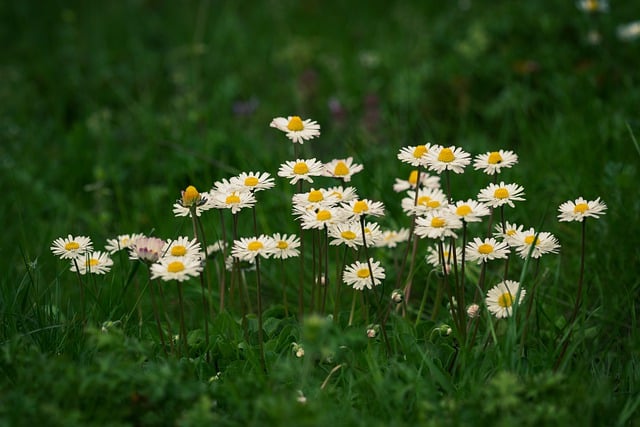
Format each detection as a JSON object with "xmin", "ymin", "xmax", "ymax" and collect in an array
[{"xmin": 2, "ymin": 0, "xmax": 640, "ymax": 426}]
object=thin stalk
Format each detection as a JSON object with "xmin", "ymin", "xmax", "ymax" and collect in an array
[
  {"xmin": 177, "ymin": 281, "xmax": 189, "ymax": 358},
  {"xmin": 255, "ymin": 256, "xmax": 267, "ymax": 373}
]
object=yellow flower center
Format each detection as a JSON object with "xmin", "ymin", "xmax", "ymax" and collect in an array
[
  {"xmin": 478, "ymin": 244, "xmax": 494, "ymax": 254},
  {"xmin": 248, "ymin": 241, "xmax": 263, "ymax": 251},
  {"xmin": 438, "ymin": 147, "xmax": 455, "ymax": 163},
  {"xmin": 182, "ymin": 185, "xmax": 200, "ymax": 206},
  {"xmin": 524, "ymin": 235, "xmax": 539, "ymax": 245},
  {"xmin": 488, "ymin": 152, "xmax": 503, "ymax": 164},
  {"xmin": 353, "ymin": 200, "xmax": 369, "ymax": 214},
  {"xmin": 225, "ymin": 193, "xmax": 241, "ymax": 204},
  {"xmin": 293, "ymin": 162, "xmax": 309, "ymax": 175},
  {"xmin": 65, "ymin": 241, "xmax": 80, "ymax": 251},
  {"xmin": 244, "ymin": 176, "xmax": 259, "ymax": 187},
  {"xmin": 413, "ymin": 145, "xmax": 427, "ymax": 158},
  {"xmin": 494, "ymin": 188, "xmax": 510, "ymax": 199},
  {"xmin": 308, "ymin": 190, "xmax": 324, "ymax": 202},
  {"xmin": 427, "ymin": 200, "xmax": 440, "ymax": 209},
  {"xmin": 334, "ymin": 161, "xmax": 349, "ymax": 176},
  {"xmin": 171, "ymin": 245, "xmax": 187, "ymax": 256},
  {"xmin": 287, "ymin": 116, "xmax": 304, "ymax": 131},
  {"xmin": 456, "ymin": 205, "xmax": 472, "ymax": 216},
  {"xmin": 357, "ymin": 268, "xmax": 371, "ymax": 279},
  {"xmin": 167, "ymin": 261, "xmax": 185, "ymax": 273},
  {"xmin": 408, "ymin": 170, "xmax": 418, "ymax": 185},
  {"xmin": 276, "ymin": 240, "xmax": 289, "ymax": 249},
  {"xmin": 316, "ymin": 210, "xmax": 332, "ymax": 221},
  {"xmin": 417, "ymin": 196, "xmax": 431, "ymax": 207},
  {"xmin": 330, "ymin": 191, "xmax": 343, "ymax": 200},
  {"xmin": 506, "ymin": 228, "xmax": 517, "ymax": 236},
  {"xmin": 86, "ymin": 258, "xmax": 99, "ymax": 267},
  {"xmin": 574, "ymin": 203, "xmax": 589, "ymax": 214},
  {"xmin": 431, "ymin": 217, "xmax": 445, "ymax": 228},
  {"xmin": 341, "ymin": 230, "xmax": 357, "ymax": 240},
  {"xmin": 498, "ymin": 292, "xmax": 514, "ymax": 308},
  {"xmin": 584, "ymin": 0, "xmax": 599, "ymax": 11}
]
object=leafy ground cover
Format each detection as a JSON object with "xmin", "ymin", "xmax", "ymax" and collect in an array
[{"xmin": 2, "ymin": 1, "xmax": 639, "ymax": 426}]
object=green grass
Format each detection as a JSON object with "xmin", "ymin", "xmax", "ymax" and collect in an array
[{"xmin": 2, "ymin": 1, "xmax": 640, "ymax": 426}]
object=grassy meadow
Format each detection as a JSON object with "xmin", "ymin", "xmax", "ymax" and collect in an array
[{"xmin": 2, "ymin": 1, "xmax": 640, "ymax": 425}]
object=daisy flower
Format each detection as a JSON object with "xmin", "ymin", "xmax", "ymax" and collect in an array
[
  {"xmin": 618, "ymin": 21, "xmax": 640, "ymax": 42},
  {"xmin": 209, "ymin": 188, "xmax": 257, "ymax": 214},
  {"xmin": 292, "ymin": 188, "xmax": 338, "ymax": 217},
  {"xmin": 172, "ymin": 185, "xmax": 213, "ymax": 217},
  {"xmin": 342, "ymin": 258, "xmax": 386, "ymax": 290},
  {"xmin": 341, "ymin": 198, "xmax": 385, "ymax": 219},
  {"xmin": 278, "ymin": 158, "xmax": 325, "ymax": 185},
  {"xmin": 425, "ymin": 244, "xmax": 463, "ymax": 268},
  {"xmin": 375, "ymin": 228, "xmax": 410, "ymax": 248},
  {"xmin": 449, "ymin": 199, "xmax": 491, "ymax": 223},
  {"xmin": 131, "ymin": 236, "xmax": 166, "ymax": 262},
  {"xmin": 150, "ymin": 256, "xmax": 204, "ymax": 282},
  {"xmin": 325, "ymin": 185, "xmax": 358, "ymax": 203},
  {"xmin": 270, "ymin": 115, "xmax": 321, "ymax": 144},
  {"xmin": 165, "ymin": 236, "xmax": 203, "ymax": 260},
  {"xmin": 397, "ymin": 143, "xmax": 438, "ymax": 167},
  {"xmin": 511, "ymin": 229, "xmax": 560, "ymax": 259},
  {"xmin": 229, "ymin": 171, "xmax": 275, "ymax": 193},
  {"xmin": 231, "ymin": 235, "xmax": 277, "ymax": 261},
  {"xmin": 401, "ymin": 188, "xmax": 448, "ymax": 216},
  {"xmin": 425, "ymin": 145, "xmax": 471, "ymax": 174},
  {"xmin": 328, "ymin": 220, "xmax": 363, "ymax": 248},
  {"xmin": 493, "ymin": 221, "xmax": 524, "ymax": 246},
  {"xmin": 70, "ymin": 251, "xmax": 113, "ymax": 275},
  {"xmin": 300, "ymin": 206, "xmax": 347, "ymax": 230},
  {"xmin": 557, "ymin": 197, "xmax": 607, "ymax": 222},
  {"xmin": 362, "ymin": 221, "xmax": 384, "ymax": 247},
  {"xmin": 271, "ymin": 233, "xmax": 301, "ymax": 259},
  {"xmin": 105, "ymin": 233, "xmax": 144, "ymax": 254},
  {"xmin": 206, "ymin": 239, "xmax": 228, "ymax": 255},
  {"xmin": 393, "ymin": 170, "xmax": 441, "ymax": 192},
  {"xmin": 486, "ymin": 280, "xmax": 526, "ymax": 319},
  {"xmin": 473, "ymin": 150, "xmax": 519, "ymax": 175},
  {"xmin": 577, "ymin": 0, "xmax": 608, "ymax": 13},
  {"xmin": 415, "ymin": 211, "xmax": 462, "ymax": 240},
  {"xmin": 477, "ymin": 181, "xmax": 526, "ymax": 208},
  {"xmin": 324, "ymin": 157, "xmax": 364, "ymax": 182},
  {"xmin": 51, "ymin": 234, "xmax": 93, "ymax": 260},
  {"xmin": 465, "ymin": 237, "xmax": 510, "ymax": 264}
]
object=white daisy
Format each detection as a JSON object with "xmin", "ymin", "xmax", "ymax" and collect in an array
[
  {"xmin": 340, "ymin": 198, "xmax": 385, "ymax": 219},
  {"xmin": 425, "ymin": 145, "xmax": 471, "ymax": 174},
  {"xmin": 477, "ymin": 181, "xmax": 526, "ymax": 208},
  {"xmin": 70, "ymin": 251, "xmax": 113, "ymax": 275},
  {"xmin": 271, "ymin": 233, "xmax": 301, "ymax": 259},
  {"xmin": 323, "ymin": 157, "xmax": 364, "ymax": 182},
  {"xmin": 172, "ymin": 185, "xmax": 213, "ymax": 217},
  {"xmin": 493, "ymin": 221, "xmax": 524, "ymax": 247},
  {"xmin": 51, "ymin": 234, "xmax": 93, "ymax": 260},
  {"xmin": 361, "ymin": 221, "xmax": 384, "ymax": 247},
  {"xmin": 270, "ymin": 115, "xmax": 321, "ymax": 144},
  {"xmin": 511, "ymin": 229, "xmax": 560, "ymax": 259},
  {"xmin": 229, "ymin": 171, "xmax": 275, "ymax": 193},
  {"xmin": 342, "ymin": 258, "xmax": 386, "ymax": 290},
  {"xmin": 401, "ymin": 188, "xmax": 448, "ymax": 217},
  {"xmin": 278, "ymin": 158, "xmax": 325, "ymax": 185},
  {"xmin": 414, "ymin": 211, "xmax": 462, "ymax": 240},
  {"xmin": 486, "ymin": 280, "xmax": 526, "ymax": 319},
  {"xmin": 105, "ymin": 233, "xmax": 144, "ymax": 254},
  {"xmin": 209, "ymin": 187, "xmax": 257, "ymax": 214},
  {"xmin": 425, "ymin": 244, "xmax": 463, "ymax": 270},
  {"xmin": 473, "ymin": 150, "xmax": 519, "ymax": 175},
  {"xmin": 130, "ymin": 236, "xmax": 166, "ymax": 262},
  {"xmin": 150, "ymin": 257, "xmax": 204, "ymax": 282},
  {"xmin": 397, "ymin": 143, "xmax": 438, "ymax": 167},
  {"xmin": 328, "ymin": 220, "xmax": 363, "ymax": 248},
  {"xmin": 465, "ymin": 237, "xmax": 510, "ymax": 264},
  {"xmin": 325, "ymin": 186, "xmax": 358, "ymax": 203},
  {"xmin": 292, "ymin": 188, "xmax": 338, "ymax": 217},
  {"xmin": 164, "ymin": 236, "xmax": 203, "ymax": 260},
  {"xmin": 576, "ymin": 0, "xmax": 608, "ymax": 13},
  {"xmin": 617, "ymin": 21, "xmax": 640, "ymax": 42},
  {"xmin": 375, "ymin": 228, "xmax": 410, "ymax": 248},
  {"xmin": 449, "ymin": 199, "xmax": 491, "ymax": 223},
  {"xmin": 392, "ymin": 169, "xmax": 441, "ymax": 192},
  {"xmin": 557, "ymin": 197, "xmax": 607, "ymax": 222},
  {"xmin": 300, "ymin": 206, "xmax": 347, "ymax": 230},
  {"xmin": 231, "ymin": 235, "xmax": 277, "ymax": 261}
]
